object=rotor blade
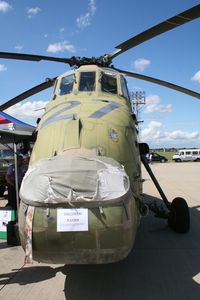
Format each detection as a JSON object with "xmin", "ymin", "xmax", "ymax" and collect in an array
[
  {"xmin": 0, "ymin": 78, "xmax": 56, "ymax": 111},
  {"xmin": 0, "ymin": 52, "xmax": 73, "ymax": 64},
  {"xmin": 114, "ymin": 68, "xmax": 200, "ymax": 99},
  {"xmin": 111, "ymin": 4, "xmax": 200, "ymax": 59}
]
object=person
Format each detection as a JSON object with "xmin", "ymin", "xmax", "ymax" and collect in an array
[
  {"xmin": 145, "ymin": 152, "xmax": 152, "ymax": 164},
  {"xmin": 21, "ymin": 155, "xmax": 30, "ymax": 177},
  {"xmin": 145, "ymin": 152, "xmax": 150, "ymax": 161},
  {"xmin": 5, "ymin": 155, "xmax": 24, "ymax": 210},
  {"xmin": 149, "ymin": 152, "xmax": 152, "ymax": 164}
]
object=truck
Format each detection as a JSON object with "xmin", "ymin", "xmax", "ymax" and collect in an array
[{"xmin": 172, "ymin": 149, "xmax": 200, "ymax": 162}]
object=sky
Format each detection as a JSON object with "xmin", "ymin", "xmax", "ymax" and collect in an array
[{"xmin": 0, "ymin": 0, "xmax": 200, "ymax": 148}]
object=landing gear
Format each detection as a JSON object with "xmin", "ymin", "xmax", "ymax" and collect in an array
[
  {"xmin": 168, "ymin": 197, "xmax": 190, "ymax": 233},
  {"xmin": 141, "ymin": 154, "xmax": 190, "ymax": 233}
]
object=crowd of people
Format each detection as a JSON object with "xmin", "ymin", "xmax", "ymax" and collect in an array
[{"xmin": 5, "ymin": 155, "xmax": 30, "ymax": 210}]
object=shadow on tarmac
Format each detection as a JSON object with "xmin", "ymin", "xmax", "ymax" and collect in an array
[
  {"xmin": 0, "ymin": 265, "xmax": 65, "ymax": 286},
  {"xmin": 63, "ymin": 194, "xmax": 200, "ymax": 299},
  {"xmin": 0, "ymin": 194, "xmax": 200, "ymax": 299}
]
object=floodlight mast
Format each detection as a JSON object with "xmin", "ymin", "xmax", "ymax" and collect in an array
[{"xmin": 131, "ymin": 91, "xmax": 146, "ymax": 118}]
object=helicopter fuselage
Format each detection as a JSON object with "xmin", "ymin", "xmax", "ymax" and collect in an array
[{"xmin": 19, "ymin": 65, "xmax": 142, "ymax": 264}]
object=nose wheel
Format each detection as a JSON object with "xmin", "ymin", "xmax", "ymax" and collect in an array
[{"xmin": 168, "ymin": 197, "xmax": 190, "ymax": 233}]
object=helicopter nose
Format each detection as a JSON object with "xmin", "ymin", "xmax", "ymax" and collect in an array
[{"xmin": 20, "ymin": 155, "xmax": 130, "ymax": 206}]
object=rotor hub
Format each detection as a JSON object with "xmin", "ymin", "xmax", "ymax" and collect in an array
[{"xmin": 69, "ymin": 55, "xmax": 113, "ymax": 67}]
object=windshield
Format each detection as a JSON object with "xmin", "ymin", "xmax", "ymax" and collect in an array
[
  {"xmin": 101, "ymin": 72, "xmax": 117, "ymax": 94},
  {"xmin": 120, "ymin": 76, "xmax": 129, "ymax": 99},
  {"xmin": 79, "ymin": 72, "xmax": 96, "ymax": 92},
  {"xmin": 59, "ymin": 74, "xmax": 75, "ymax": 96}
]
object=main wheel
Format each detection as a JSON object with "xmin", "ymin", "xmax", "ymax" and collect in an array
[{"xmin": 168, "ymin": 197, "xmax": 190, "ymax": 233}]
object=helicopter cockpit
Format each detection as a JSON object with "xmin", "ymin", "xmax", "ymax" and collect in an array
[
  {"xmin": 54, "ymin": 66, "xmax": 130, "ymax": 101},
  {"xmin": 59, "ymin": 73, "xmax": 75, "ymax": 95}
]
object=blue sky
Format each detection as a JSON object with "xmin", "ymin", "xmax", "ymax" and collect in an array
[{"xmin": 0, "ymin": 0, "xmax": 199, "ymax": 148}]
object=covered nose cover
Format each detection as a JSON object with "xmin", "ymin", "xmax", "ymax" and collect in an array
[{"xmin": 20, "ymin": 155, "xmax": 129, "ymax": 207}]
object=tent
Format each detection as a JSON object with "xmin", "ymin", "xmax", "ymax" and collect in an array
[
  {"xmin": 0, "ymin": 111, "xmax": 36, "ymax": 211},
  {"xmin": 0, "ymin": 111, "xmax": 35, "ymax": 144}
]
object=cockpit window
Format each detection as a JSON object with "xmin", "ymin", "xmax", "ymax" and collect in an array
[
  {"xmin": 101, "ymin": 72, "xmax": 117, "ymax": 94},
  {"xmin": 79, "ymin": 72, "xmax": 96, "ymax": 91},
  {"xmin": 121, "ymin": 76, "xmax": 130, "ymax": 100},
  {"xmin": 59, "ymin": 74, "xmax": 75, "ymax": 96}
]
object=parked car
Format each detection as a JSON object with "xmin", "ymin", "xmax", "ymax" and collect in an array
[{"xmin": 149, "ymin": 152, "xmax": 168, "ymax": 163}]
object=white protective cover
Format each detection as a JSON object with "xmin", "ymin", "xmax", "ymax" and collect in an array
[{"xmin": 20, "ymin": 155, "xmax": 130, "ymax": 206}]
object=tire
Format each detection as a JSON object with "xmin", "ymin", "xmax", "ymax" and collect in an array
[
  {"xmin": 168, "ymin": 197, "xmax": 190, "ymax": 233},
  {"xmin": 175, "ymin": 159, "xmax": 181, "ymax": 162},
  {"xmin": 160, "ymin": 159, "xmax": 165, "ymax": 163},
  {"xmin": 0, "ymin": 185, "xmax": 5, "ymax": 197}
]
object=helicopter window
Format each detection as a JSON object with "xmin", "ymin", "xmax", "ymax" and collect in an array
[
  {"xmin": 120, "ymin": 76, "xmax": 130, "ymax": 100},
  {"xmin": 79, "ymin": 72, "xmax": 96, "ymax": 91},
  {"xmin": 101, "ymin": 72, "xmax": 117, "ymax": 94},
  {"xmin": 59, "ymin": 74, "xmax": 75, "ymax": 96}
]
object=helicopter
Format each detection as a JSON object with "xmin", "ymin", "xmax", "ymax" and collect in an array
[{"xmin": 0, "ymin": 4, "xmax": 200, "ymax": 264}]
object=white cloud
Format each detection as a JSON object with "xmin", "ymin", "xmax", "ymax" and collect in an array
[
  {"xmin": 141, "ymin": 120, "xmax": 163, "ymax": 141},
  {"xmin": 27, "ymin": 7, "xmax": 41, "ymax": 18},
  {"xmin": 166, "ymin": 130, "xmax": 199, "ymax": 140},
  {"xmin": 5, "ymin": 101, "xmax": 48, "ymax": 120},
  {"xmin": 191, "ymin": 70, "xmax": 200, "ymax": 83},
  {"xmin": 133, "ymin": 58, "xmax": 151, "ymax": 72},
  {"xmin": 14, "ymin": 45, "xmax": 23, "ymax": 52},
  {"xmin": 89, "ymin": 0, "xmax": 96, "ymax": 15},
  {"xmin": 141, "ymin": 120, "xmax": 200, "ymax": 146},
  {"xmin": 0, "ymin": 64, "xmax": 7, "ymax": 72},
  {"xmin": 76, "ymin": 0, "xmax": 96, "ymax": 29},
  {"xmin": 0, "ymin": 1, "xmax": 12, "ymax": 12},
  {"xmin": 47, "ymin": 41, "xmax": 76, "ymax": 53},
  {"xmin": 144, "ymin": 94, "xmax": 172, "ymax": 113}
]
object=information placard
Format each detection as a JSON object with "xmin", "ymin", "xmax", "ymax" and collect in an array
[
  {"xmin": 0, "ymin": 210, "xmax": 12, "ymax": 232},
  {"xmin": 57, "ymin": 208, "xmax": 88, "ymax": 232}
]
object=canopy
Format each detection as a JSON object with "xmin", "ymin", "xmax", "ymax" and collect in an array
[
  {"xmin": 0, "ymin": 111, "xmax": 35, "ymax": 143},
  {"xmin": 0, "ymin": 111, "xmax": 36, "ymax": 212}
]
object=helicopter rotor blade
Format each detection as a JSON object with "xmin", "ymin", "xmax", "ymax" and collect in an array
[
  {"xmin": 0, "ymin": 77, "xmax": 56, "ymax": 111},
  {"xmin": 0, "ymin": 52, "xmax": 76, "ymax": 65},
  {"xmin": 114, "ymin": 68, "xmax": 200, "ymax": 99},
  {"xmin": 110, "ymin": 4, "xmax": 200, "ymax": 59}
]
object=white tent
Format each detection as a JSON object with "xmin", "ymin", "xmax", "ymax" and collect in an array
[{"xmin": 0, "ymin": 111, "xmax": 35, "ymax": 211}]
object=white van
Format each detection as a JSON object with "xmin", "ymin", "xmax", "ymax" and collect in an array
[{"xmin": 173, "ymin": 149, "xmax": 200, "ymax": 162}]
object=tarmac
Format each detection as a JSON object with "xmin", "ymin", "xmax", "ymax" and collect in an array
[{"xmin": 0, "ymin": 161, "xmax": 200, "ymax": 300}]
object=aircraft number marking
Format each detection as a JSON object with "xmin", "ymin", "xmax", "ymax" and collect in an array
[
  {"xmin": 40, "ymin": 101, "xmax": 80, "ymax": 129},
  {"xmin": 88, "ymin": 100, "xmax": 121, "ymax": 119},
  {"xmin": 40, "ymin": 100, "xmax": 121, "ymax": 129}
]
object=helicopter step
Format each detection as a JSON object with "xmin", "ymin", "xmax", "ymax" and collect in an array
[{"xmin": 141, "ymin": 154, "xmax": 190, "ymax": 234}]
